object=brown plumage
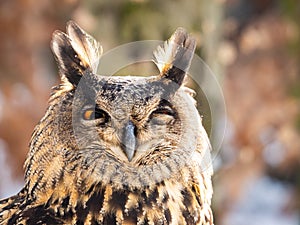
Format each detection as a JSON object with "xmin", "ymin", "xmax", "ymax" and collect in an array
[{"xmin": 0, "ymin": 21, "xmax": 214, "ymax": 225}]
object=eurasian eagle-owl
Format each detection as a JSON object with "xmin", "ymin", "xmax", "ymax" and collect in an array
[{"xmin": 0, "ymin": 21, "xmax": 213, "ymax": 225}]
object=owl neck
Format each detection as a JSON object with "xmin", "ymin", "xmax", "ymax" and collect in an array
[{"xmin": 22, "ymin": 163, "xmax": 213, "ymax": 225}]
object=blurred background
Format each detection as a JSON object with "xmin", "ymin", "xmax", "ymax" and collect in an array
[{"xmin": 0, "ymin": 0, "xmax": 299, "ymax": 224}]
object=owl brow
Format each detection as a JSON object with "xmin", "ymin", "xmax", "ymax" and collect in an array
[
  {"xmin": 157, "ymin": 99, "xmax": 171, "ymax": 107},
  {"xmin": 83, "ymin": 89, "xmax": 97, "ymax": 103},
  {"xmin": 150, "ymin": 80, "xmax": 179, "ymax": 99},
  {"xmin": 94, "ymin": 103, "xmax": 104, "ymax": 111},
  {"xmin": 76, "ymin": 75, "xmax": 98, "ymax": 102}
]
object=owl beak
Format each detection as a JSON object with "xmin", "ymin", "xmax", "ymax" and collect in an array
[{"xmin": 122, "ymin": 121, "xmax": 137, "ymax": 162}]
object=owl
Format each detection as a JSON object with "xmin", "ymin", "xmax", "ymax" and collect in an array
[{"xmin": 0, "ymin": 21, "xmax": 213, "ymax": 225}]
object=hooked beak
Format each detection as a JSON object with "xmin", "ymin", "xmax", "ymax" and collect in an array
[{"xmin": 122, "ymin": 121, "xmax": 137, "ymax": 162}]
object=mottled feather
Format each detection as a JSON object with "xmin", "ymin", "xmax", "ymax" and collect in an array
[{"xmin": 0, "ymin": 21, "xmax": 213, "ymax": 225}]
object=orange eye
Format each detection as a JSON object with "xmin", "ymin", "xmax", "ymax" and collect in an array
[
  {"xmin": 82, "ymin": 107, "xmax": 110, "ymax": 125},
  {"xmin": 83, "ymin": 109, "xmax": 94, "ymax": 120}
]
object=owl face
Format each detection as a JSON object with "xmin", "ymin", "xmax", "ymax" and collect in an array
[
  {"xmin": 71, "ymin": 74, "xmax": 183, "ymax": 165},
  {"xmin": 25, "ymin": 21, "xmax": 202, "ymax": 190}
]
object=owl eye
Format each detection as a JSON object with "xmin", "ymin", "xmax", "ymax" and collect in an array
[
  {"xmin": 149, "ymin": 106, "xmax": 176, "ymax": 126},
  {"xmin": 83, "ymin": 109, "xmax": 94, "ymax": 120},
  {"xmin": 82, "ymin": 107, "xmax": 109, "ymax": 124},
  {"xmin": 151, "ymin": 106, "xmax": 175, "ymax": 116},
  {"xmin": 150, "ymin": 99, "xmax": 176, "ymax": 117}
]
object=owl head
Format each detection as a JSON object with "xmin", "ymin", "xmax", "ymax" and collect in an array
[{"xmin": 25, "ymin": 22, "xmax": 210, "ymax": 195}]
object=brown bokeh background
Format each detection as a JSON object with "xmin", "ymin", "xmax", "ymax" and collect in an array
[{"xmin": 0, "ymin": 0, "xmax": 299, "ymax": 224}]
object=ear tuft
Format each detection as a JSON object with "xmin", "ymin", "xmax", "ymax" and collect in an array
[
  {"xmin": 153, "ymin": 27, "xmax": 196, "ymax": 86},
  {"xmin": 51, "ymin": 21, "xmax": 102, "ymax": 86}
]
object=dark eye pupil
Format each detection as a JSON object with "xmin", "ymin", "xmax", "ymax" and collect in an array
[{"xmin": 94, "ymin": 109, "xmax": 105, "ymax": 119}]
